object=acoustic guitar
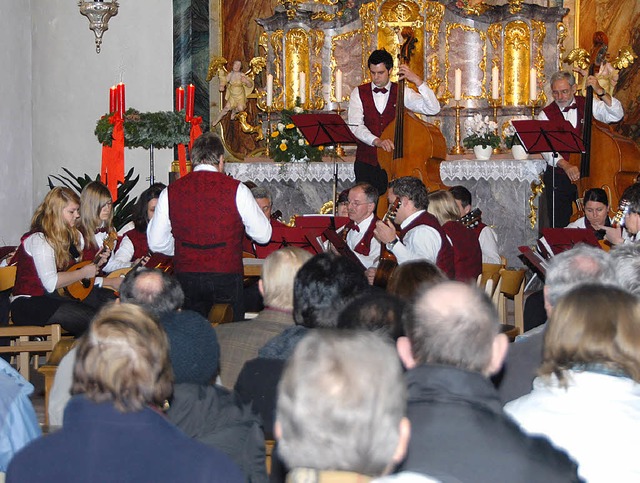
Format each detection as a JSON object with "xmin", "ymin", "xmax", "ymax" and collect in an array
[
  {"xmin": 598, "ymin": 199, "xmax": 630, "ymax": 251},
  {"xmin": 61, "ymin": 230, "xmax": 118, "ymax": 301},
  {"xmin": 460, "ymin": 208, "xmax": 482, "ymax": 229},
  {"xmin": 373, "ymin": 198, "xmax": 401, "ymax": 288}
]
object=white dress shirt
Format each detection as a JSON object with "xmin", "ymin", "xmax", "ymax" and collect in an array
[
  {"xmin": 345, "ymin": 214, "xmax": 381, "ymax": 269},
  {"xmin": 348, "ymin": 81, "xmax": 440, "ymax": 146},
  {"xmin": 537, "ymin": 95, "xmax": 623, "ymax": 167},
  {"xmin": 147, "ymin": 164, "xmax": 272, "ymax": 256},
  {"xmin": 391, "ymin": 210, "xmax": 441, "ymax": 264},
  {"xmin": 479, "ymin": 225, "xmax": 501, "ymax": 264}
]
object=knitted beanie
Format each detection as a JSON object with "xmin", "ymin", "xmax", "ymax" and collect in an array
[{"xmin": 160, "ymin": 310, "xmax": 220, "ymax": 385}]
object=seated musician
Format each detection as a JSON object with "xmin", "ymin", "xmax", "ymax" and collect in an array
[
  {"xmin": 601, "ymin": 183, "xmax": 640, "ymax": 245},
  {"xmin": 244, "ymin": 186, "xmax": 288, "ymax": 259},
  {"xmin": 427, "ymin": 190, "xmax": 482, "ymax": 283},
  {"xmin": 335, "ymin": 189, "xmax": 349, "ymax": 217},
  {"xmin": 373, "ymin": 176, "xmax": 454, "ymax": 278},
  {"xmin": 108, "ymin": 183, "xmax": 172, "ymax": 272},
  {"xmin": 449, "ymin": 185, "xmax": 501, "ymax": 264},
  {"xmin": 565, "ymin": 188, "xmax": 611, "ymax": 239},
  {"xmin": 10, "ymin": 187, "xmax": 110, "ymax": 336}
]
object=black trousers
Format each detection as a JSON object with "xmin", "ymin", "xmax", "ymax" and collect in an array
[
  {"xmin": 354, "ymin": 161, "xmax": 389, "ymax": 198},
  {"xmin": 543, "ymin": 166, "xmax": 577, "ymax": 228},
  {"xmin": 176, "ymin": 272, "xmax": 244, "ymax": 321}
]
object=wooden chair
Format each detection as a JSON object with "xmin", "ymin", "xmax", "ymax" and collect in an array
[
  {"xmin": 208, "ymin": 303, "xmax": 234, "ymax": 326},
  {"xmin": 497, "ymin": 268, "xmax": 526, "ymax": 334},
  {"xmin": 37, "ymin": 338, "xmax": 77, "ymax": 426},
  {"xmin": 265, "ymin": 439, "xmax": 275, "ymax": 475}
]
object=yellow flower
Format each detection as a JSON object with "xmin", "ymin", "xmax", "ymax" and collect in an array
[
  {"xmin": 271, "ymin": 131, "xmax": 280, "ymax": 138},
  {"xmin": 286, "ymin": 123, "xmax": 295, "ymax": 129},
  {"xmin": 318, "ymin": 145, "xmax": 324, "ymax": 151},
  {"xmin": 279, "ymin": 143, "xmax": 287, "ymax": 151}
]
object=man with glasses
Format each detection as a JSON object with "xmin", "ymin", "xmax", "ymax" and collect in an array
[
  {"xmin": 601, "ymin": 182, "xmax": 640, "ymax": 245},
  {"xmin": 538, "ymin": 70, "xmax": 623, "ymax": 227}
]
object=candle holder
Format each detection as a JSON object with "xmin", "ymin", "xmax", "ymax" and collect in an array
[
  {"xmin": 527, "ymin": 99, "xmax": 541, "ymax": 119},
  {"xmin": 450, "ymin": 100, "xmax": 465, "ymax": 155},
  {"xmin": 264, "ymin": 107, "xmax": 273, "ymax": 157},
  {"xmin": 488, "ymin": 98, "xmax": 502, "ymax": 154},
  {"xmin": 332, "ymin": 103, "xmax": 346, "ymax": 157}
]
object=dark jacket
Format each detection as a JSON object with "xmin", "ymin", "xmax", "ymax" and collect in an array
[
  {"xmin": 167, "ymin": 383, "xmax": 268, "ymax": 483},
  {"xmin": 400, "ymin": 364, "xmax": 580, "ymax": 483}
]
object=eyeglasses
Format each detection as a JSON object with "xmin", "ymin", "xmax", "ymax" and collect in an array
[{"xmin": 347, "ymin": 200, "xmax": 373, "ymax": 207}]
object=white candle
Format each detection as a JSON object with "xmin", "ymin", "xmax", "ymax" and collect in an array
[
  {"xmin": 529, "ymin": 68, "xmax": 537, "ymax": 101},
  {"xmin": 454, "ymin": 68, "xmax": 462, "ymax": 101},
  {"xmin": 266, "ymin": 74, "xmax": 273, "ymax": 107},
  {"xmin": 491, "ymin": 65, "xmax": 499, "ymax": 100},
  {"xmin": 335, "ymin": 69, "xmax": 343, "ymax": 101},
  {"xmin": 299, "ymin": 72, "xmax": 306, "ymax": 105}
]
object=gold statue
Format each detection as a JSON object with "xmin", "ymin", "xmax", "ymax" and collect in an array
[{"xmin": 213, "ymin": 60, "xmax": 255, "ymax": 126}]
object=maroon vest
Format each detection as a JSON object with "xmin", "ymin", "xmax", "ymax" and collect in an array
[
  {"xmin": 542, "ymin": 96, "xmax": 586, "ymax": 161},
  {"xmin": 443, "ymin": 221, "xmax": 482, "ymax": 283},
  {"xmin": 399, "ymin": 211, "xmax": 455, "ymax": 279},
  {"xmin": 123, "ymin": 229, "xmax": 150, "ymax": 260},
  {"xmin": 168, "ymin": 170, "xmax": 244, "ymax": 274},
  {"xmin": 13, "ymin": 232, "xmax": 61, "ymax": 296},
  {"xmin": 355, "ymin": 83, "xmax": 398, "ymax": 167},
  {"xmin": 470, "ymin": 221, "xmax": 487, "ymax": 239}
]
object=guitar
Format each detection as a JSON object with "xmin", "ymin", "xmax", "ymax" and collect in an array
[
  {"xmin": 598, "ymin": 199, "xmax": 630, "ymax": 251},
  {"xmin": 460, "ymin": 208, "xmax": 482, "ymax": 229},
  {"xmin": 105, "ymin": 251, "xmax": 174, "ymax": 280},
  {"xmin": 61, "ymin": 230, "xmax": 118, "ymax": 301},
  {"xmin": 373, "ymin": 198, "xmax": 401, "ymax": 288}
]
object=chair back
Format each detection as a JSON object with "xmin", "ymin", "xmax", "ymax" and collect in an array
[{"xmin": 0, "ymin": 266, "xmax": 17, "ymax": 292}]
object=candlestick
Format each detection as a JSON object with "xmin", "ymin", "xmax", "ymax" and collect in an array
[
  {"xmin": 299, "ymin": 72, "xmax": 306, "ymax": 105},
  {"xmin": 450, "ymin": 101, "xmax": 465, "ymax": 155},
  {"xmin": 335, "ymin": 69, "xmax": 343, "ymax": 102},
  {"xmin": 186, "ymin": 84, "xmax": 195, "ymax": 120},
  {"xmin": 454, "ymin": 68, "xmax": 462, "ymax": 101},
  {"xmin": 175, "ymin": 86, "xmax": 185, "ymax": 112},
  {"xmin": 527, "ymin": 99, "xmax": 541, "ymax": 119},
  {"xmin": 529, "ymin": 68, "xmax": 537, "ymax": 102},
  {"xmin": 491, "ymin": 65, "xmax": 500, "ymax": 100},
  {"xmin": 264, "ymin": 107, "xmax": 272, "ymax": 157},
  {"xmin": 488, "ymin": 98, "xmax": 502, "ymax": 154},
  {"xmin": 332, "ymin": 103, "xmax": 346, "ymax": 157},
  {"xmin": 266, "ymin": 74, "xmax": 273, "ymax": 107},
  {"xmin": 109, "ymin": 85, "xmax": 117, "ymax": 113},
  {"xmin": 116, "ymin": 82, "xmax": 125, "ymax": 119}
]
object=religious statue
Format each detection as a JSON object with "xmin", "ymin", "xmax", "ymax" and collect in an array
[{"xmin": 212, "ymin": 59, "xmax": 255, "ymax": 126}]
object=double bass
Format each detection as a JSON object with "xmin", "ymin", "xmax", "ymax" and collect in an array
[
  {"xmin": 377, "ymin": 28, "xmax": 448, "ymax": 219},
  {"xmin": 569, "ymin": 35, "xmax": 640, "ymax": 217}
]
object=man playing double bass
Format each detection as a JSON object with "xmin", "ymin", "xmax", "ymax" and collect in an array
[
  {"xmin": 538, "ymin": 70, "xmax": 623, "ymax": 227},
  {"xmin": 347, "ymin": 49, "xmax": 441, "ymax": 197}
]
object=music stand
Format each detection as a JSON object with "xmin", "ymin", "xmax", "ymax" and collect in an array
[
  {"xmin": 512, "ymin": 119, "xmax": 585, "ymax": 228},
  {"xmin": 291, "ymin": 113, "xmax": 357, "ymax": 215}
]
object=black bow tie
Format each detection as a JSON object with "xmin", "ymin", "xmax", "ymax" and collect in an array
[
  {"xmin": 562, "ymin": 103, "xmax": 577, "ymax": 112},
  {"xmin": 373, "ymin": 87, "xmax": 388, "ymax": 94}
]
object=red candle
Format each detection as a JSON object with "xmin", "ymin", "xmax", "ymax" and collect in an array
[
  {"xmin": 109, "ymin": 86, "xmax": 117, "ymax": 113},
  {"xmin": 185, "ymin": 84, "xmax": 195, "ymax": 120},
  {"xmin": 117, "ymin": 82, "xmax": 126, "ymax": 119},
  {"xmin": 175, "ymin": 86, "xmax": 185, "ymax": 112}
]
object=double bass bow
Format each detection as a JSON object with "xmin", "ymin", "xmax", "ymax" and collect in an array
[{"xmin": 376, "ymin": 28, "xmax": 447, "ymax": 219}]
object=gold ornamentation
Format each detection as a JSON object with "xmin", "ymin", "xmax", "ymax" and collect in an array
[
  {"xmin": 285, "ymin": 29, "xmax": 311, "ymax": 109},
  {"xmin": 611, "ymin": 46, "xmax": 638, "ymax": 70},
  {"xmin": 503, "ymin": 21, "xmax": 530, "ymax": 106},
  {"xmin": 529, "ymin": 178, "xmax": 544, "ymax": 229},
  {"xmin": 311, "ymin": 62, "xmax": 325, "ymax": 110},
  {"xmin": 206, "ymin": 56, "xmax": 227, "ymax": 82},
  {"xmin": 271, "ymin": 30, "xmax": 285, "ymax": 110},
  {"xmin": 487, "ymin": 23, "xmax": 501, "ymax": 51},
  {"xmin": 556, "ymin": 22, "xmax": 567, "ymax": 70},
  {"xmin": 531, "ymin": 20, "xmax": 546, "ymax": 105},
  {"xmin": 279, "ymin": 0, "xmax": 303, "ymax": 20},
  {"xmin": 236, "ymin": 112, "xmax": 264, "ymax": 141},
  {"xmin": 508, "ymin": 0, "xmax": 523, "ymax": 15},
  {"xmin": 425, "ymin": 1, "xmax": 444, "ymax": 49},
  {"xmin": 456, "ymin": 0, "xmax": 490, "ymax": 16}
]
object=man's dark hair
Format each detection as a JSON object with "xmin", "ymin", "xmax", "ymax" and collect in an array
[
  {"xmin": 621, "ymin": 183, "xmax": 640, "ymax": 214},
  {"xmin": 190, "ymin": 132, "xmax": 225, "ymax": 166},
  {"xmin": 337, "ymin": 292, "xmax": 405, "ymax": 341},
  {"xmin": 368, "ymin": 49, "xmax": 393, "ymax": 71},
  {"xmin": 133, "ymin": 183, "xmax": 166, "ymax": 232},
  {"xmin": 293, "ymin": 253, "xmax": 369, "ymax": 329},
  {"xmin": 389, "ymin": 176, "xmax": 429, "ymax": 210},
  {"xmin": 119, "ymin": 268, "xmax": 185, "ymax": 318},
  {"xmin": 449, "ymin": 185, "xmax": 472, "ymax": 208}
]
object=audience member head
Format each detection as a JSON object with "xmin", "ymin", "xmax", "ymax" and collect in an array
[
  {"xmin": 337, "ymin": 292, "xmax": 406, "ymax": 341},
  {"xmin": 388, "ymin": 176, "xmax": 429, "ymax": 224},
  {"xmin": 399, "ymin": 282, "xmax": 506, "ymax": 376},
  {"xmin": 119, "ymin": 268, "xmax": 185, "ymax": 318},
  {"xmin": 133, "ymin": 182, "xmax": 166, "ymax": 232},
  {"xmin": 449, "ymin": 185, "xmax": 472, "ymax": 217},
  {"xmin": 31, "ymin": 187, "xmax": 81, "ymax": 269},
  {"xmin": 293, "ymin": 252, "xmax": 369, "ymax": 329},
  {"xmin": 544, "ymin": 244, "xmax": 615, "ymax": 314},
  {"xmin": 72, "ymin": 303, "xmax": 173, "ymax": 412},
  {"xmin": 348, "ymin": 182, "xmax": 377, "ymax": 224},
  {"xmin": 79, "ymin": 180, "xmax": 113, "ymax": 248},
  {"xmin": 276, "ymin": 330, "xmax": 409, "ymax": 477},
  {"xmin": 610, "ymin": 243, "xmax": 640, "ymax": 297},
  {"xmin": 427, "ymin": 190, "xmax": 461, "ymax": 225},
  {"xmin": 540, "ymin": 284, "xmax": 640, "ymax": 387},
  {"xmin": 386, "ymin": 260, "xmax": 447, "ymax": 302},
  {"xmin": 190, "ymin": 132, "xmax": 225, "ymax": 167},
  {"xmin": 621, "ymin": 183, "xmax": 640, "ymax": 236},
  {"xmin": 336, "ymin": 189, "xmax": 350, "ymax": 217},
  {"xmin": 367, "ymin": 49, "xmax": 394, "ymax": 71},
  {"xmin": 251, "ymin": 186, "xmax": 273, "ymax": 219},
  {"xmin": 260, "ymin": 247, "xmax": 313, "ymax": 311}
]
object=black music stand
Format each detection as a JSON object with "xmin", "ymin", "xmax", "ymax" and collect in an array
[
  {"xmin": 512, "ymin": 119, "xmax": 585, "ymax": 228},
  {"xmin": 291, "ymin": 113, "xmax": 357, "ymax": 215}
]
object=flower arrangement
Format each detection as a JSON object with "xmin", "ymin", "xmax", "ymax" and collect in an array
[
  {"xmin": 269, "ymin": 103, "xmax": 324, "ymax": 163},
  {"xmin": 502, "ymin": 115, "xmax": 529, "ymax": 148},
  {"xmin": 463, "ymin": 114, "xmax": 500, "ymax": 149}
]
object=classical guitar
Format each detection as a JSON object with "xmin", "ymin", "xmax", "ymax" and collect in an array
[
  {"xmin": 599, "ymin": 199, "xmax": 630, "ymax": 251},
  {"xmin": 460, "ymin": 208, "xmax": 482, "ymax": 229},
  {"xmin": 373, "ymin": 198, "xmax": 401, "ymax": 289},
  {"xmin": 61, "ymin": 230, "xmax": 118, "ymax": 301}
]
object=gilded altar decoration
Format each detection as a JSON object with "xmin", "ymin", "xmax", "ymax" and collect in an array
[
  {"xmin": 455, "ymin": 0, "xmax": 489, "ymax": 16},
  {"xmin": 508, "ymin": 0, "xmax": 523, "ymax": 15},
  {"xmin": 556, "ymin": 22, "xmax": 567, "ymax": 70},
  {"xmin": 503, "ymin": 21, "xmax": 531, "ymax": 107},
  {"xmin": 285, "ymin": 29, "xmax": 311, "ymax": 109},
  {"xmin": 529, "ymin": 179, "xmax": 544, "ymax": 229},
  {"xmin": 531, "ymin": 20, "xmax": 546, "ymax": 105}
]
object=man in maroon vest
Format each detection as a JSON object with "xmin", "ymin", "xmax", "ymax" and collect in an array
[
  {"xmin": 538, "ymin": 70, "xmax": 623, "ymax": 227},
  {"xmin": 347, "ymin": 49, "xmax": 440, "ymax": 197},
  {"xmin": 147, "ymin": 133, "xmax": 272, "ymax": 320},
  {"xmin": 373, "ymin": 176, "xmax": 454, "ymax": 278}
]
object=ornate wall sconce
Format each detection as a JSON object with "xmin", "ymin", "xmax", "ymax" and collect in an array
[{"xmin": 78, "ymin": 1, "xmax": 119, "ymax": 53}]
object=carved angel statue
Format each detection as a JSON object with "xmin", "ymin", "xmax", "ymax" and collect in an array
[
  {"xmin": 563, "ymin": 31, "xmax": 637, "ymax": 96},
  {"xmin": 211, "ymin": 59, "xmax": 255, "ymax": 126}
]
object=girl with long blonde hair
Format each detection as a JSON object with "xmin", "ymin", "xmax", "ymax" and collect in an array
[{"xmin": 79, "ymin": 181, "xmax": 114, "ymax": 258}]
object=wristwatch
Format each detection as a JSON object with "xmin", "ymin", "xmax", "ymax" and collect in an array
[{"xmin": 386, "ymin": 238, "xmax": 399, "ymax": 251}]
